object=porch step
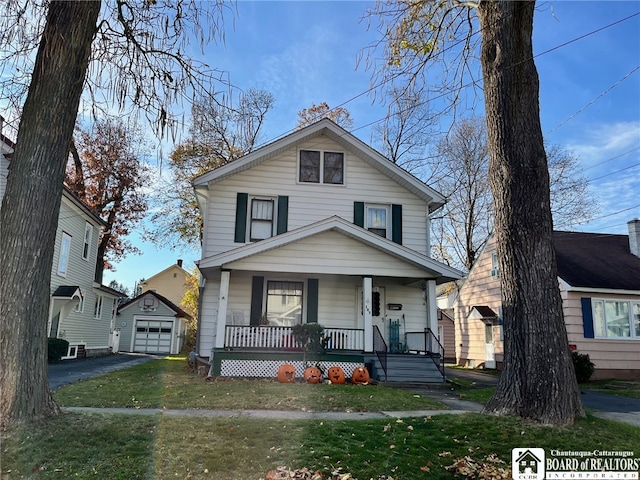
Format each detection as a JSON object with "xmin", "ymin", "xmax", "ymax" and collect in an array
[{"xmin": 366, "ymin": 353, "xmax": 445, "ymax": 383}]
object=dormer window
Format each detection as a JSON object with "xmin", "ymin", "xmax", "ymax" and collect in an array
[{"xmin": 299, "ymin": 150, "xmax": 344, "ymax": 185}]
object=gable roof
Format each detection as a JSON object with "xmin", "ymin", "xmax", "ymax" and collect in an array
[
  {"xmin": 198, "ymin": 216, "xmax": 462, "ymax": 283},
  {"xmin": 554, "ymin": 230, "xmax": 640, "ymax": 291},
  {"xmin": 117, "ymin": 290, "xmax": 192, "ymax": 319},
  {"xmin": 141, "ymin": 261, "xmax": 190, "ymax": 285},
  {"xmin": 192, "ymin": 118, "xmax": 446, "ymax": 212}
]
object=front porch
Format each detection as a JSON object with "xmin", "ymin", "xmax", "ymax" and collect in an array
[{"xmin": 210, "ymin": 325, "xmax": 446, "ymax": 383}]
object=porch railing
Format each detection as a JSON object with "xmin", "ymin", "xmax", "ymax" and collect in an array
[
  {"xmin": 224, "ymin": 325, "xmax": 364, "ymax": 351},
  {"xmin": 373, "ymin": 325, "xmax": 388, "ymax": 381},
  {"xmin": 404, "ymin": 328, "xmax": 445, "ymax": 376}
]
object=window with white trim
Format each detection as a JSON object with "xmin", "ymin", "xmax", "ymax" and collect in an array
[
  {"xmin": 94, "ymin": 295, "xmax": 103, "ymax": 319},
  {"xmin": 365, "ymin": 204, "xmax": 390, "ymax": 238},
  {"xmin": 58, "ymin": 232, "xmax": 72, "ymax": 277},
  {"xmin": 74, "ymin": 289, "xmax": 84, "ymax": 313},
  {"xmin": 249, "ymin": 197, "xmax": 275, "ymax": 241},
  {"xmin": 266, "ymin": 281, "xmax": 303, "ymax": 326},
  {"xmin": 82, "ymin": 222, "xmax": 92, "ymax": 260},
  {"xmin": 491, "ymin": 253, "xmax": 500, "ymax": 278},
  {"xmin": 299, "ymin": 150, "xmax": 344, "ymax": 185},
  {"xmin": 592, "ymin": 299, "xmax": 640, "ymax": 339}
]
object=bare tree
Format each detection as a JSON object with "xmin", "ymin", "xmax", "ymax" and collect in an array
[
  {"xmin": 0, "ymin": 0, "xmax": 229, "ymax": 429},
  {"xmin": 369, "ymin": 0, "xmax": 584, "ymax": 424},
  {"xmin": 149, "ymin": 89, "xmax": 274, "ymax": 248},
  {"xmin": 430, "ymin": 117, "xmax": 597, "ymax": 271}
]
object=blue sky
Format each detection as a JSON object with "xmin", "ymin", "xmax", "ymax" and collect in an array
[{"xmin": 104, "ymin": 1, "xmax": 640, "ymax": 292}]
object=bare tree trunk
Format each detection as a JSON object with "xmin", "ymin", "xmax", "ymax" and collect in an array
[
  {"xmin": 478, "ymin": 1, "xmax": 584, "ymax": 425},
  {"xmin": 0, "ymin": 1, "xmax": 101, "ymax": 430}
]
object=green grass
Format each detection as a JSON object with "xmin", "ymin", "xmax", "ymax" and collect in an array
[
  {"xmin": 582, "ymin": 379, "xmax": 640, "ymax": 399},
  {"xmin": 53, "ymin": 357, "xmax": 445, "ymax": 412},
  {"xmin": 3, "ymin": 411, "xmax": 638, "ymax": 480}
]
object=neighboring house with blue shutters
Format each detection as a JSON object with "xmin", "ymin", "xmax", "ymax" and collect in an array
[
  {"xmin": 456, "ymin": 220, "xmax": 640, "ymax": 379},
  {"xmin": 192, "ymin": 119, "xmax": 462, "ymax": 382}
]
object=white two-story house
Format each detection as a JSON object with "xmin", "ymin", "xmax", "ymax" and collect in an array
[
  {"xmin": 192, "ymin": 119, "xmax": 462, "ymax": 382},
  {"xmin": 1, "ymin": 135, "xmax": 121, "ymax": 360}
]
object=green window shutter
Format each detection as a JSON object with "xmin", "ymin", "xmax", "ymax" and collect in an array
[
  {"xmin": 249, "ymin": 276, "xmax": 264, "ymax": 326},
  {"xmin": 276, "ymin": 196, "xmax": 289, "ymax": 235},
  {"xmin": 354, "ymin": 202, "xmax": 364, "ymax": 228},
  {"xmin": 392, "ymin": 204, "xmax": 402, "ymax": 245},
  {"xmin": 581, "ymin": 297, "xmax": 594, "ymax": 338},
  {"xmin": 307, "ymin": 278, "xmax": 319, "ymax": 323},
  {"xmin": 234, "ymin": 193, "xmax": 248, "ymax": 243}
]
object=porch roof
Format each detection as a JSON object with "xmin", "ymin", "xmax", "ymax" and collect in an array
[{"xmin": 198, "ymin": 216, "xmax": 462, "ymax": 283}]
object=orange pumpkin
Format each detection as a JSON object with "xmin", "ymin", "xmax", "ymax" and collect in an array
[
  {"xmin": 277, "ymin": 363, "xmax": 296, "ymax": 383},
  {"xmin": 327, "ymin": 366, "xmax": 346, "ymax": 384},
  {"xmin": 351, "ymin": 366, "xmax": 370, "ymax": 385},
  {"xmin": 303, "ymin": 366, "xmax": 322, "ymax": 384}
]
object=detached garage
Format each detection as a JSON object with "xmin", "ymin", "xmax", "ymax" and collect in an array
[{"xmin": 117, "ymin": 291, "xmax": 191, "ymax": 355}]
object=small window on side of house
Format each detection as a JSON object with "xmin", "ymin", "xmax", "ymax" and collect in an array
[
  {"xmin": 58, "ymin": 232, "xmax": 72, "ymax": 277},
  {"xmin": 94, "ymin": 295, "xmax": 103, "ymax": 319},
  {"xmin": 491, "ymin": 252, "xmax": 500, "ymax": 278},
  {"xmin": 74, "ymin": 289, "xmax": 84, "ymax": 313},
  {"xmin": 82, "ymin": 223, "xmax": 92, "ymax": 260}
]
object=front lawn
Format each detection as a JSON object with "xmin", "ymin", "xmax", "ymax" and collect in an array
[{"xmin": 53, "ymin": 356, "xmax": 445, "ymax": 412}]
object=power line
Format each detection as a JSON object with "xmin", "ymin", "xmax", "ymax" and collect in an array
[{"xmin": 581, "ymin": 146, "xmax": 640, "ymax": 172}]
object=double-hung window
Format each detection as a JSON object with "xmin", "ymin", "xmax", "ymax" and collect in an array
[
  {"xmin": 266, "ymin": 281, "xmax": 303, "ymax": 326},
  {"xmin": 592, "ymin": 299, "xmax": 640, "ymax": 339},
  {"xmin": 94, "ymin": 295, "xmax": 103, "ymax": 319},
  {"xmin": 299, "ymin": 150, "xmax": 344, "ymax": 185},
  {"xmin": 250, "ymin": 198, "xmax": 275, "ymax": 241},
  {"xmin": 82, "ymin": 222, "xmax": 92, "ymax": 260},
  {"xmin": 365, "ymin": 204, "xmax": 389, "ymax": 238},
  {"xmin": 58, "ymin": 232, "xmax": 72, "ymax": 277}
]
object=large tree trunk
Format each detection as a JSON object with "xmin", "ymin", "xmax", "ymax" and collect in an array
[
  {"xmin": 478, "ymin": 1, "xmax": 584, "ymax": 425},
  {"xmin": 0, "ymin": 1, "xmax": 101, "ymax": 430}
]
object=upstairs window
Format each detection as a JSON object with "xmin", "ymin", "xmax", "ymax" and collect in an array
[
  {"xmin": 365, "ymin": 205, "xmax": 389, "ymax": 238},
  {"xmin": 250, "ymin": 198, "xmax": 275, "ymax": 241},
  {"xmin": 58, "ymin": 232, "xmax": 72, "ymax": 277},
  {"xmin": 82, "ymin": 222, "xmax": 92, "ymax": 260},
  {"xmin": 299, "ymin": 150, "xmax": 344, "ymax": 185},
  {"xmin": 491, "ymin": 253, "xmax": 500, "ymax": 278}
]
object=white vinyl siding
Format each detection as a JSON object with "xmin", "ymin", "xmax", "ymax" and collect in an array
[{"xmin": 203, "ymin": 137, "xmax": 429, "ymax": 258}]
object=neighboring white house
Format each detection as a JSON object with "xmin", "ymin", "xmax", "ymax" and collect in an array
[
  {"xmin": 456, "ymin": 221, "xmax": 640, "ymax": 379},
  {"xmin": 1, "ymin": 135, "xmax": 121, "ymax": 359},
  {"xmin": 192, "ymin": 119, "xmax": 462, "ymax": 381}
]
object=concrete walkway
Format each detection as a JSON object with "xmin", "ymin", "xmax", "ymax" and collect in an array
[{"xmin": 62, "ymin": 406, "xmax": 474, "ymax": 420}]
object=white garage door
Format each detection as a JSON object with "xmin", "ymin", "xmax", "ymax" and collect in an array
[{"xmin": 134, "ymin": 319, "xmax": 173, "ymax": 354}]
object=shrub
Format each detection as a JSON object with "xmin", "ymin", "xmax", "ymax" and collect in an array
[
  {"xmin": 572, "ymin": 351, "xmax": 595, "ymax": 383},
  {"xmin": 48, "ymin": 338, "xmax": 69, "ymax": 363}
]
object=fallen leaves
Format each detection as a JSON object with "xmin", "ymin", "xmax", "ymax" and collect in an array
[
  {"xmin": 444, "ymin": 454, "xmax": 511, "ymax": 479},
  {"xmin": 263, "ymin": 467, "xmax": 353, "ymax": 480}
]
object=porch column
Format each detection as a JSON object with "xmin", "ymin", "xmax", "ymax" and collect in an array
[
  {"xmin": 215, "ymin": 270, "xmax": 230, "ymax": 349},
  {"xmin": 363, "ymin": 276, "xmax": 373, "ymax": 352},
  {"xmin": 426, "ymin": 279, "xmax": 438, "ymax": 348}
]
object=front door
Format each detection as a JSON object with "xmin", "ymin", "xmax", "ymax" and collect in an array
[{"xmin": 484, "ymin": 323, "xmax": 496, "ymax": 369}]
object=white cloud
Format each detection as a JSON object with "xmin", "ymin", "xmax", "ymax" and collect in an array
[{"xmin": 566, "ymin": 120, "xmax": 640, "ymax": 167}]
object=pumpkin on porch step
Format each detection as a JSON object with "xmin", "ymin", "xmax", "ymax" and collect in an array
[
  {"xmin": 277, "ymin": 364, "xmax": 296, "ymax": 383},
  {"xmin": 303, "ymin": 366, "xmax": 322, "ymax": 384},
  {"xmin": 350, "ymin": 366, "xmax": 370, "ymax": 385},
  {"xmin": 327, "ymin": 366, "xmax": 346, "ymax": 384}
]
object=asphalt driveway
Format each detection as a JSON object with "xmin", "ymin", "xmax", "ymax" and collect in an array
[{"xmin": 48, "ymin": 352, "xmax": 156, "ymax": 389}]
